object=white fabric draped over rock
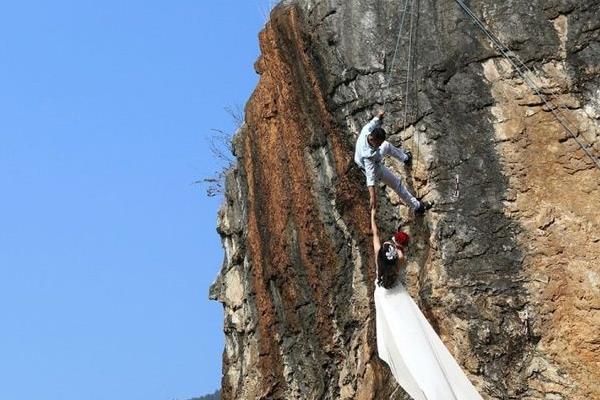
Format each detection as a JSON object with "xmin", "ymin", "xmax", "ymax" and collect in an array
[{"xmin": 375, "ymin": 282, "xmax": 483, "ymax": 400}]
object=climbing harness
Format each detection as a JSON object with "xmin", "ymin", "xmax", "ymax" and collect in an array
[{"xmin": 453, "ymin": 0, "xmax": 600, "ymax": 171}]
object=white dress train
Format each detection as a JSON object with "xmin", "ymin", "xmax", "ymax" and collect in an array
[{"xmin": 375, "ymin": 281, "xmax": 483, "ymax": 400}]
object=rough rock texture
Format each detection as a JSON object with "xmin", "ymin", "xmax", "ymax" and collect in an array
[{"xmin": 209, "ymin": 1, "xmax": 600, "ymax": 399}]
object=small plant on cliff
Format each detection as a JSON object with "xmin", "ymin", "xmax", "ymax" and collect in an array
[
  {"xmin": 184, "ymin": 389, "xmax": 220, "ymax": 400},
  {"xmin": 198, "ymin": 105, "xmax": 241, "ymax": 197},
  {"xmin": 257, "ymin": 0, "xmax": 277, "ymax": 23}
]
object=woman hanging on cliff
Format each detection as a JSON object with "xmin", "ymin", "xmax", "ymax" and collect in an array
[{"xmin": 371, "ymin": 208, "xmax": 483, "ymax": 400}]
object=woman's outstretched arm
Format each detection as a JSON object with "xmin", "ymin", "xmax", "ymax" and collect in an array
[{"xmin": 371, "ymin": 208, "xmax": 381, "ymax": 255}]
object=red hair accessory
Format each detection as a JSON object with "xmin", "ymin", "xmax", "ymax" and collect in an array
[{"xmin": 393, "ymin": 231, "xmax": 409, "ymax": 247}]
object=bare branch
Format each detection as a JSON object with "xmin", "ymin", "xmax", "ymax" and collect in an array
[
  {"xmin": 198, "ymin": 105, "xmax": 242, "ymax": 197},
  {"xmin": 224, "ymin": 104, "xmax": 244, "ymax": 129},
  {"xmin": 209, "ymin": 128, "xmax": 234, "ymax": 166}
]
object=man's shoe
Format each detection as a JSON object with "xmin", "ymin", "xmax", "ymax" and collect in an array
[
  {"xmin": 414, "ymin": 200, "xmax": 433, "ymax": 215},
  {"xmin": 404, "ymin": 150, "xmax": 412, "ymax": 165}
]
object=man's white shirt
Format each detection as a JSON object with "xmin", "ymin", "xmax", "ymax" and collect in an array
[{"xmin": 354, "ymin": 116, "xmax": 408, "ymax": 187}]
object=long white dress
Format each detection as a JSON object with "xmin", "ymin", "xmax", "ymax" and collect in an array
[{"xmin": 375, "ymin": 280, "xmax": 483, "ymax": 400}]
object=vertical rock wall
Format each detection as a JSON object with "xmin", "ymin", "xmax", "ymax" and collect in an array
[{"xmin": 210, "ymin": 1, "xmax": 600, "ymax": 399}]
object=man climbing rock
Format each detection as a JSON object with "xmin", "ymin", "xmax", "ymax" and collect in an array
[{"xmin": 354, "ymin": 110, "xmax": 431, "ymax": 213}]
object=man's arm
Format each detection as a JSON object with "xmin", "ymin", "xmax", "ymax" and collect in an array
[
  {"xmin": 363, "ymin": 110, "xmax": 385, "ymax": 133},
  {"xmin": 364, "ymin": 158, "xmax": 377, "ymax": 209},
  {"xmin": 369, "ymin": 185, "xmax": 377, "ymax": 210}
]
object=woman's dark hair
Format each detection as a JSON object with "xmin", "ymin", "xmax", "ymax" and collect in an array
[{"xmin": 377, "ymin": 243, "xmax": 398, "ymax": 289}]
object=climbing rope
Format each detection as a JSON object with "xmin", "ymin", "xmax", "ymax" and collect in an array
[
  {"xmin": 404, "ymin": 0, "xmax": 422, "ymax": 200},
  {"xmin": 453, "ymin": 0, "xmax": 600, "ymax": 171},
  {"xmin": 383, "ymin": 0, "xmax": 412, "ymax": 110},
  {"xmin": 384, "ymin": 0, "xmax": 422, "ymax": 198},
  {"xmin": 402, "ymin": 0, "xmax": 416, "ymax": 132}
]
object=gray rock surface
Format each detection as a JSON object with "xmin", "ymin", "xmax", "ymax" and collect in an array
[{"xmin": 211, "ymin": 0, "xmax": 600, "ymax": 399}]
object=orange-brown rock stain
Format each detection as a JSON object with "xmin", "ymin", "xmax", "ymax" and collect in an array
[{"xmin": 231, "ymin": 5, "xmax": 375, "ymax": 399}]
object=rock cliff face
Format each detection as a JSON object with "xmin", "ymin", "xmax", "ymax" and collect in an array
[{"xmin": 209, "ymin": 1, "xmax": 600, "ymax": 399}]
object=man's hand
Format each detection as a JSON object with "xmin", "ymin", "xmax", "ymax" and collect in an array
[{"xmin": 377, "ymin": 110, "xmax": 385, "ymax": 119}]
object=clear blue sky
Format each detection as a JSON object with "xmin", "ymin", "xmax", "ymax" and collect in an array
[{"xmin": 0, "ymin": 1, "xmax": 270, "ymax": 399}]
